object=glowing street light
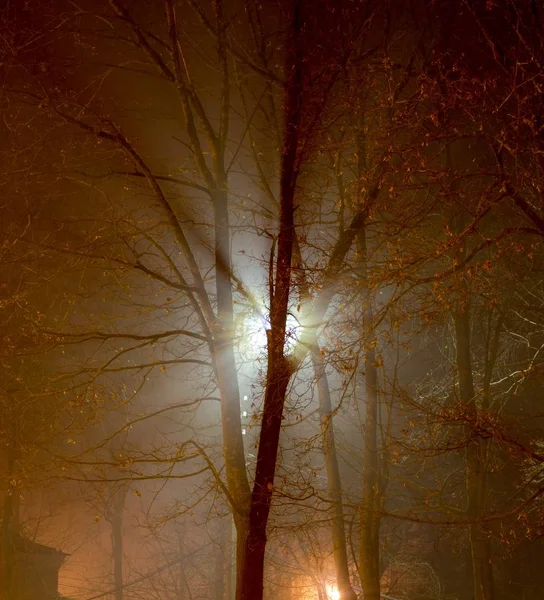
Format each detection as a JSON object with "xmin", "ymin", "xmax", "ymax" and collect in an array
[
  {"xmin": 238, "ymin": 313, "xmax": 268, "ymax": 359},
  {"xmin": 326, "ymin": 585, "xmax": 340, "ymax": 600},
  {"xmin": 238, "ymin": 308, "xmax": 301, "ymax": 360}
]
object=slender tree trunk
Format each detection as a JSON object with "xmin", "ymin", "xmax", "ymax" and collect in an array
[
  {"xmin": 108, "ymin": 486, "xmax": 126, "ymax": 600},
  {"xmin": 212, "ymin": 185, "xmax": 252, "ymax": 600},
  {"xmin": 357, "ymin": 227, "xmax": 381, "ymax": 600},
  {"xmin": 2, "ymin": 420, "xmax": 18, "ymax": 600},
  {"xmin": 453, "ymin": 304, "xmax": 494, "ymax": 600},
  {"xmin": 211, "ymin": 6, "xmax": 253, "ymax": 576},
  {"xmin": 240, "ymin": 362, "xmax": 293, "ymax": 600},
  {"xmin": 167, "ymin": 3, "xmax": 253, "ymax": 594},
  {"xmin": 358, "ymin": 329, "xmax": 381, "ymax": 600},
  {"xmin": 224, "ymin": 518, "xmax": 234, "ymax": 600},
  {"xmin": 239, "ymin": 3, "xmax": 302, "ymax": 598},
  {"xmin": 313, "ymin": 348, "xmax": 357, "ymax": 600},
  {"xmin": 442, "ymin": 114, "xmax": 494, "ymax": 598},
  {"xmin": 2, "ymin": 481, "xmax": 14, "ymax": 600}
]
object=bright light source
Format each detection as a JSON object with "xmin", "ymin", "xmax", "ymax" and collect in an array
[
  {"xmin": 240, "ymin": 314, "xmax": 268, "ymax": 358},
  {"xmin": 242, "ymin": 428, "xmax": 246, "ymax": 435},
  {"xmin": 243, "ymin": 395, "xmax": 248, "ymax": 401},
  {"xmin": 326, "ymin": 585, "xmax": 340, "ymax": 600},
  {"xmin": 238, "ymin": 309, "xmax": 300, "ymax": 359},
  {"xmin": 242, "ymin": 411, "xmax": 248, "ymax": 417}
]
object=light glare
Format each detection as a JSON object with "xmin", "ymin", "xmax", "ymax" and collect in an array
[
  {"xmin": 242, "ymin": 315, "xmax": 268, "ymax": 357},
  {"xmin": 326, "ymin": 585, "xmax": 340, "ymax": 600},
  {"xmin": 239, "ymin": 311, "xmax": 300, "ymax": 359}
]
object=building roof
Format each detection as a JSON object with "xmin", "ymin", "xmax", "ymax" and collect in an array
[
  {"xmin": 0, "ymin": 531, "xmax": 69, "ymax": 564},
  {"xmin": 11, "ymin": 534, "xmax": 69, "ymax": 559}
]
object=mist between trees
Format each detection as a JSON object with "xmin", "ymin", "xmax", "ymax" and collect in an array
[{"xmin": 1, "ymin": 1, "xmax": 544, "ymax": 600}]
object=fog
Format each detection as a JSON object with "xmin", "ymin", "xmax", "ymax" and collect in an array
[{"xmin": 1, "ymin": 1, "xmax": 544, "ymax": 600}]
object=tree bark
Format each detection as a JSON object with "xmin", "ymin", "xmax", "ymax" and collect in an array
[
  {"xmin": 313, "ymin": 348, "xmax": 358, "ymax": 600},
  {"xmin": 223, "ymin": 518, "xmax": 235, "ymax": 600},
  {"xmin": 107, "ymin": 486, "xmax": 126, "ymax": 600},
  {"xmin": 1, "ymin": 476, "xmax": 14, "ymax": 600},
  {"xmin": 210, "ymin": 12, "xmax": 253, "ymax": 588},
  {"xmin": 166, "ymin": 3, "xmax": 252, "ymax": 586},
  {"xmin": 240, "ymin": 358, "xmax": 293, "ymax": 600},
  {"xmin": 212, "ymin": 181, "xmax": 253, "ymax": 600},
  {"xmin": 1, "ymin": 419, "xmax": 18, "ymax": 600},
  {"xmin": 453, "ymin": 303, "xmax": 494, "ymax": 600},
  {"xmin": 239, "ymin": 3, "xmax": 302, "ymax": 598},
  {"xmin": 357, "ymin": 227, "xmax": 381, "ymax": 600},
  {"xmin": 358, "ymin": 327, "xmax": 381, "ymax": 600}
]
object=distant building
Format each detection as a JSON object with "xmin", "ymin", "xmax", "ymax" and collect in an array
[{"xmin": 0, "ymin": 533, "xmax": 68, "ymax": 600}]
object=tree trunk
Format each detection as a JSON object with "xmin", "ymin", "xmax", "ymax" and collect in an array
[
  {"xmin": 357, "ymin": 227, "xmax": 381, "ymax": 600},
  {"xmin": 213, "ymin": 188, "xmax": 252, "ymax": 597},
  {"xmin": 1, "ymin": 420, "xmax": 18, "ymax": 600},
  {"xmin": 169, "ymin": 0, "xmax": 253, "ymax": 592},
  {"xmin": 1, "ymin": 485, "xmax": 14, "ymax": 600},
  {"xmin": 453, "ymin": 305, "xmax": 494, "ymax": 600},
  {"xmin": 358, "ymin": 336, "xmax": 381, "ymax": 600},
  {"xmin": 224, "ymin": 517, "xmax": 235, "ymax": 600},
  {"xmin": 313, "ymin": 347, "xmax": 357, "ymax": 600},
  {"xmin": 108, "ymin": 486, "xmax": 126, "ymax": 600},
  {"xmin": 239, "ymin": 4, "xmax": 302, "ymax": 598},
  {"xmin": 240, "ymin": 361, "xmax": 293, "ymax": 600},
  {"xmin": 212, "ymin": 165, "xmax": 252, "ymax": 600}
]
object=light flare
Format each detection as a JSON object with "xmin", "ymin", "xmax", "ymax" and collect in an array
[
  {"xmin": 238, "ymin": 311, "xmax": 300, "ymax": 359},
  {"xmin": 326, "ymin": 584, "xmax": 340, "ymax": 600}
]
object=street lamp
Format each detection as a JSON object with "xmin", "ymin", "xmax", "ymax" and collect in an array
[{"xmin": 326, "ymin": 585, "xmax": 340, "ymax": 600}]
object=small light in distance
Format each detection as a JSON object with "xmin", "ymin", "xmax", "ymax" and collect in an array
[
  {"xmin": 242, "ymin": 411, "xmax": 248, "ymax": 417},
  {"xmin": 326, "ymin": 585, "xmax": 340, "ymax": 600},
  {"xmin": 242, "ymin": 428, "xmax": 246, "ymax": 435},
  {"xmin": 243, "ymin": 395, "xmax": 248, "ymax": 401}
]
